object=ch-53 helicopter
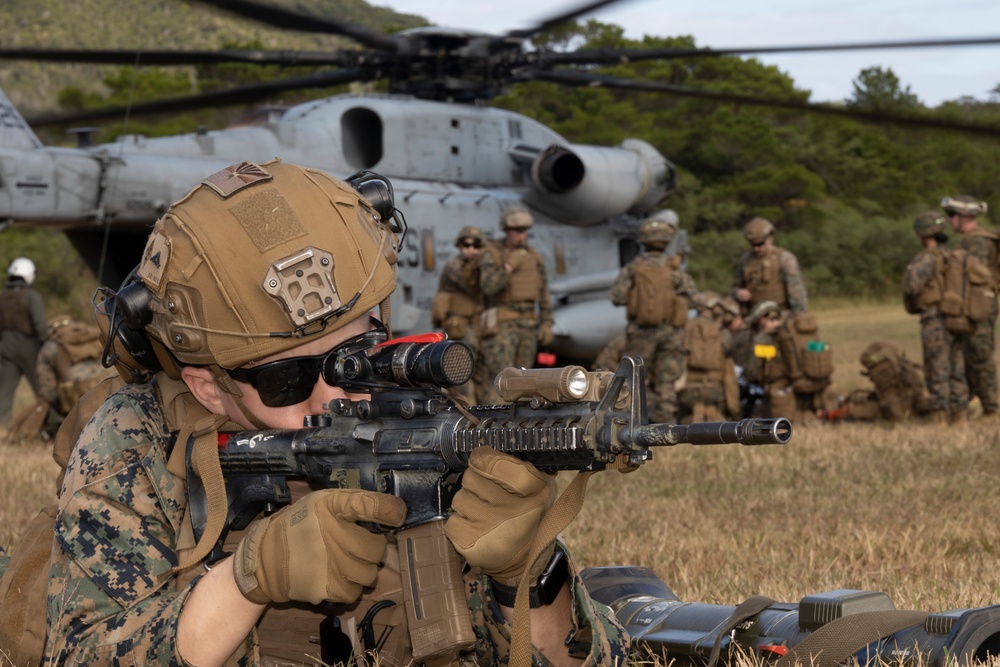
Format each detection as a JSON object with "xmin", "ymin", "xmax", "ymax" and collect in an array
[{"xmin": 1, "ymin": 0, "xmax": 999, "ymax": 362}]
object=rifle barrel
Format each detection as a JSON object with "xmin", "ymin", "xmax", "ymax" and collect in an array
[{"xmin": 629, "ymin": 417, "xmax": 792, "ymax": 447}]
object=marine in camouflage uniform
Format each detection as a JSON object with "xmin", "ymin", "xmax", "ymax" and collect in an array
[
  {"xmin": 943, "ymin": 195, "xmax": 999, "ymax": 419},
  {"xmin": 731, "ymin": 217, "xmax": 809, "ymax": 317},
  {"xmin": 433, "ymin": 226, "xmax": 486, "ymax": 401},
  {"xmin": 0, "ymin": 257, "xmax": 47, "ymax": 426},
  {"xmin": 678, "ymin": 292, "xmax": 741, "ymax": 422},
  {"xmin": 610, "ymin": 216, "xmax": 698, "ymax": 423},
  {"xmin": 42, "ymin": 161, "xmax": 627, "ymax": 667},
  {"xmin": 741, "ymin": 301, "xmax": 798, "ymax": 420},
  {"xmin": 902, "ymin": 211, "xmax": 968, "ymax": 424},
  {"xmin": 476, "ymin": 206, "xmax": 554, "ymax": 404}
]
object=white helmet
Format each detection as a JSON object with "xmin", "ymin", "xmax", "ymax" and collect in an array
[
  {"xmin": 8, "ymin": 257, "xmax": 36, "ymax": 286},
  {"xmin": 649, "ymin": 208, "xmax": 680, "ymax": 227}
]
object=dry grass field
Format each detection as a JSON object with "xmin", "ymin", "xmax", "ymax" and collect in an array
[{"xmin": 2, "ymin": 302, "xmax": 999, "ymax": 665}]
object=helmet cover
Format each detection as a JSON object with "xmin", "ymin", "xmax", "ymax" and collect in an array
[
  {"xmin": 913, "ymin": 211, "xmax": 947, "ymax": 238},
  {"xmin": 8, "ymin": 257, "xmax": 36, "ymax": 285},
  {"xmin": 941, "ymin": 195, "xmax": 987, "ymax": 218},
  {"xmin": 136, "ymin": 159, "xmax": 399, "ymax": 370},
  {"xmin": 639, "ymin": 217, "xmax": 677, "ymax": 246},
  {"xmin": 743, "ymin": 217, "xmax": 775, "ymax": 244},
  {"xmin": 500, "ymin": 205, "xmax": 534, "ymax": 230},
  {"xmin": 455, "ymin": 225, "xmax": 485, "ymax": 246}
]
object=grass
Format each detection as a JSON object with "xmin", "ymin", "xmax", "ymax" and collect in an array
[{"xmin": 3, "ymin": 302, "xmax": 1000, "ymax": 666}]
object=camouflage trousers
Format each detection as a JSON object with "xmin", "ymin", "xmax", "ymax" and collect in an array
[
  {"xmin": 921, "ymin": 314, "xmax": 968, "ymax": 414},
  {"xmin": 678, "ymin": 380, "xmax": 726, "ymax": 423},
  {"xmin": 622, "ymin": 321, "xmax": 685, "ymax": 423},
  {"xmin": 960, "ymin": 313, "xmax": 998, "ymax": 413},
  {"xmin": 476, "ymin": 319, "xmax": 537, "ymax": 404}
]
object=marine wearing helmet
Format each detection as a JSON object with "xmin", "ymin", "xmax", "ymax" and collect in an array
[
  {"xmin": 743, "ymin": 217, "xmax": 775, "ymax": 244},
  {"xmin": 913, "ymin": 211, "xmax": 948, "ymax": 241},
  {"xmin": 941, "ymin": 195, "xmax": 988, "ymax": 219},
  {"xmin": 499, "ymin": 205, "xmax": 534, "ymax": 230},
  {"xmin": 639, "ymin": 216, "xmax": 677, "ymax": 248}
]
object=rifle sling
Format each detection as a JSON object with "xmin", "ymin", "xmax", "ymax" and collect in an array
[
  {"xmin": 705, "ymin": 595, "xmax": 777, "ymax": 667},
  {"xmin": 775, "ymin": 609, "xmax": 929, "ymax": 667}
]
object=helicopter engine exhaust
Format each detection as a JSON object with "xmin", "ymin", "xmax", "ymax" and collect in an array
[{"xmin": 524, "ymin": 138, "xmax": 675, "ymax": 226}]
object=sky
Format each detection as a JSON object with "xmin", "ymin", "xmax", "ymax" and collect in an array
[{"xmin": 381, "ymin": 0, "xmax": 1000, "ymax": 107}]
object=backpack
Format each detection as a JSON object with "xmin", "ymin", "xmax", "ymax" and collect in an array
[
  {"xmin": 939, "ymin": 247, "xmax": 995, "ymax": 334},
  {"xmin": 859, "ymin": 341, "xmax": 928, "ymax": 420},
  {"xmin": 626, "ymin": 255, "xmax": 685, "ymax": 327},
  {"xmin": 778, "ymin": 313, "xmax": 833, "ymax": 394},
  {"xmin": 684, "ymin": 317, "xmax": 724, "ymax": 373}
]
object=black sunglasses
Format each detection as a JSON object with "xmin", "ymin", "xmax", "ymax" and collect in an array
[
  {"xmin": 460, "ymin": 240, "xmax": 481, "ymax": 248},
  {"xmin": 227, "ymin": 317, "xmax": 387, "ymax": 408}
]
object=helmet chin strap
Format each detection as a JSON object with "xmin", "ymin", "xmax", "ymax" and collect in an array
[{"xmin": 211, "ymin": 366, "xmax": 270, "ymax": 431}]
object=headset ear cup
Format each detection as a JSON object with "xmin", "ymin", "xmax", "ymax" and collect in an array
[{"xmin": 93, "ymin": 287, "xmax": 162, "ymax": 384}]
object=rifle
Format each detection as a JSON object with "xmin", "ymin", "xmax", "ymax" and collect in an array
[{"xmin": 187, "ymin": 332, "xmax": 791, "ymax": 664}]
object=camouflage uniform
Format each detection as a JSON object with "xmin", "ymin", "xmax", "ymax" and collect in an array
[
  {"xmin": 742, "ymin": 329, "xmax": 797, "ymax": 420},
  {"xmin": 678, "ymin": 305, "xmax": 739, "ymax": 422},
  {"xmin": 434, "ymin": 253, "xmax": 483, "ymax": 400},
  {"xmin": 956, "ymin": 228, "xmax": 999, "ymax": 414},
  {"xmin": 731, "ymin": 246, "xmax": 808, "ymax": 316},
  {"xmin": 610, "ymin": 250, "xmax": 698, "ymax": 423},
  {"xmin": 44, "ymin": 381, "xmax": 629, "ymax": 666},
  {"xmin": 902, "ymin": 247, "xmax": 968, "ymax": 416},
  {"xmin": 476, "ymin": 242, "xmax": 553, "ymax": 404},
  {"xmin": 0, "ymin": 277, "xmax": 47, "ymax": 425},
  {"xmin": 36, "ymin": 319, "xmax": 114, "ymax": 426}
]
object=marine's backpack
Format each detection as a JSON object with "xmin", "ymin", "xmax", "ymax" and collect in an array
[
  {"xmin": 939, "ymin": 247, "xmax": 995, "ymax": 334},
  {"xmin": 859, "ymin": 341, "xmax": 928, "ymax": 420},
  {"xmin": 778, "ymin": 313, "xmax": 834, "ymax": 394},
  {"xmin": 626, "ymin": 254, "xmax": 686, "ymax": 327}
]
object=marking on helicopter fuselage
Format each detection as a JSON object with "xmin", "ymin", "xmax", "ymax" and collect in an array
[{"xmin": 15, "ymin": 182, "xmax": 48, "ymax": 189}]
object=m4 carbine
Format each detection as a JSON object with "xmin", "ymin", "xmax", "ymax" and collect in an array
[{"xmin": 186, "ymin": 332, "xmax": 790, "ymax": 664}]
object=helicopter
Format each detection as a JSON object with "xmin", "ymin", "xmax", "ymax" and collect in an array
[{"xmin": 1, "ymin": 0, "xmax": 999, "ymax": 362}]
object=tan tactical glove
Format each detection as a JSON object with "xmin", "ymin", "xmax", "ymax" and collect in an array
[
  {"xmin": 506, "ymin": 248, "xmax": 528, "ymax": 272},
  {"xmin": 537, "ymin": 322, "xmax": 555, "ymax": 347},
  {"xmin": 445, "ymin": 447, "xmax": 557, "ymax": 584},
  {"xmin": 233, "ymin": 489, "xmax": 407, "ymax": 605}
]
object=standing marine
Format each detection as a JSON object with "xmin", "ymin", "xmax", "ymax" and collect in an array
[
  {"xmin": 941, "ymin": 194, "xmax": 998, "ymax": 420},
  {"xmin": 0, "ymin": 257, "xmax": 47, "ymax": 427},
  {"xmin": 476, "ymin": 206, "xmax": 554, "ymax": 403},
  {"xmin": 732, "ymin": 217, "xmax": 808, "ymax": 316},
  {"xmin": 902, "ymin": 211, "xmax": 968, "ymax": 425},
  {"xmin": 610, "ymin": 215, "xmax": 698, "ymax": 423},
  {"xmin": 678, "ymin": 292, "xmax": 740, "ymax": 422},
  {"xmin": 433, "ymin": 225, "xmax": 485, "ymax": 400}
]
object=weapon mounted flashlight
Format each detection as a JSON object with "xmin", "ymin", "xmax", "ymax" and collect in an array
[{"xmin": 495, "ymin": 366, "xmax": 617, "ymax": 405}]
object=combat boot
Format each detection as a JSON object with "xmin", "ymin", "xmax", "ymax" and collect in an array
[{"xmin": 950, "ymin": 411, "xmax": 968, "ymax": 428}]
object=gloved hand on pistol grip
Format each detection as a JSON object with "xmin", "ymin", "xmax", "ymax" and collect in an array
[
  {"xmin": 445, "ymin": 447, "xmax": 557, "ymax": 585},
  {"xmin": 233, "ymin": 489, "xmax": 407, "ymax": 605}
]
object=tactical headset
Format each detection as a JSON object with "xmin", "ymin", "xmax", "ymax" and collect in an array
[{"xmin": 94, "ymin": 169, "xmax": 402, "ymax": 385}]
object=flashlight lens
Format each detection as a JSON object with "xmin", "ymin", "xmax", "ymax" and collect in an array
[{"xmin": 566, "ymin": 367, "xmax": 588, "ymax": 399}]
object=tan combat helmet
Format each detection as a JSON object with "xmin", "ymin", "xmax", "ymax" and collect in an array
[
  {"xmin": 743, "ymin": 217, "xmax": 775, "ymax": 244},
  {"xmin": 913, "ymin": 211, "xmax": 947, "ymax": 238},
  {"xmin": 648, "ymin": 208, "xmax": 680, "ymax": 228},
  {"xmin": 134, "ymin": 159, "xmax": 399, "ymax": 373},
  {"xmin": 941, "ymin": 195, "xmax": 988, "ymax": 218},
  {"xmin": 455, "ymin": 225, "xmax": 485, "ymax": 247},
  {"xmin": 746, "ymin": 300, "xmax": 781, "ymax": 327},
  {"xmin": 639, "ymin": 215, "xmax": 677, "ymax": 247},
  {"xmin": 500, "ymin": 205, "xmax": 534, "ymax": 230}
]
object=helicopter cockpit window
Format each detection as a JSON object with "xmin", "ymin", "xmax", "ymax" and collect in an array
[{"xmin": 341, "ymin": 107, "xmax": 383, "ymax": 170}]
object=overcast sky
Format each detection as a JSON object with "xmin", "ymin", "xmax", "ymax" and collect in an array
[{"xmin": 381, "ymin": 0, "xmax": 1000, "ymax": 107}]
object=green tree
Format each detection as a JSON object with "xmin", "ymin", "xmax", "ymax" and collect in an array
[{"xmin": 848, "ymin": 66, "xmax": 921, "ymax": 111}]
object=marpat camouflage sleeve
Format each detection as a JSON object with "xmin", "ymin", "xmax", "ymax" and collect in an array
[
  {"xmin": 778, "ymin": 249, "xmax": 809, "ymax": 314},
  {"xmin": 902, "ymin": 249, "xmax": 938, "ymax": 301},
  {"xmin": 478, "ymin": 245, "xmax": 512, "ymax": 298},
  {"xmin": 731, "ymin": 250, "xmax": 751, "ymax": 300},
  {"xmin": 465, "ymin": 543, "xmax": 630, "ymax": 666},
  {"xmin": 609, "ymin": 263, "xmax": 635, "ymax": 306},
  {"xmin": 44, "ymin": 383, "xmax": 253, "ymax": 667}
]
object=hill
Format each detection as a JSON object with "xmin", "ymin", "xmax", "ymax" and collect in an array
[{"xmin": 0, "ymin": 0, "xmax": 427, "ymax": 114}]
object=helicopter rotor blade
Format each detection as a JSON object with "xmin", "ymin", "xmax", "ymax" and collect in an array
[
  {"xmin": 0, "ymin": 46, "xmax": 352, "ymax": 67},
  {"xmin": 543, "ymin": 35, "xmax": 1000, "ymax": 65},
  {"xmin": 534, "ymin": 69, "xmax": 1000, "ymax": 137},
  {"xmin": 506, "ymin": 0, "xmax": 630, "ymax": 39},
  {"xmin": 24, "ymin": 68, "xmax": 366, "ymax": 128},
  {"xmin": 188, "ymin": 0, "xmax": 399, "ymax": 52}
]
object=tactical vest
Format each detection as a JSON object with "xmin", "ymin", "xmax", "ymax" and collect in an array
[
  {"xmin": 502, "ymin": 246, "xmax": 546, "ymax": 304},
  {"xmin": 0, "ymin": 287, "xmax": 34, "ymax": 336},
  {"xmin": 684, "ymin": 317, "xmax": 725, "ymax": 382},
  {"xmin": 776, "ymin": 313, "xmax": 833, "ymax": 393},
  {"xmin": 626, "ymin": 254, "xmax": 684, "ymax": 327},
  {"xmin": 963, "ymin": 226, "xmax": 1000, "ymax": 285},
  {"xmin": 742, "ymin": 247, "xmax": 789, "ymax": 308},
  {"xmin": 909, "ymin": 248, "xmax": 946, "ymax": 313}
]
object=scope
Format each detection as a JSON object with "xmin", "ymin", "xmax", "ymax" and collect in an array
[{"xmin": 325, "ymin": 336, "xmax": 474, "ymax": 390}]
